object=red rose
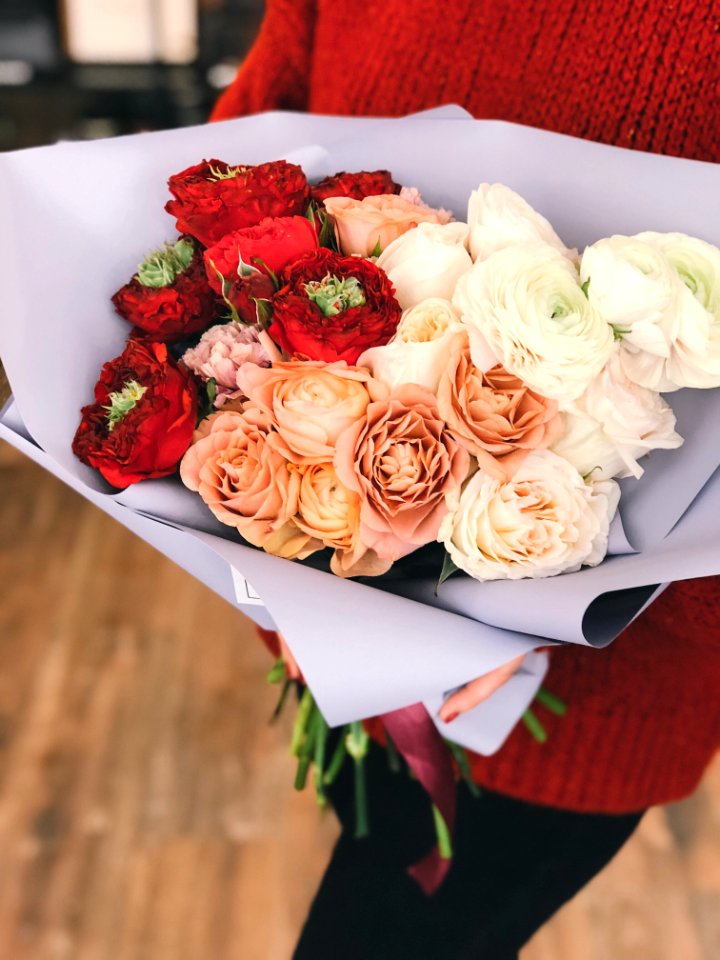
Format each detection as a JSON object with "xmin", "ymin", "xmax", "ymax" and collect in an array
[
  {"xmin": 310, "ymin": 170, "xmax": 401, "ymax": 203},
  {"xmin": 112, "ymin": 238, "xmax": 219, "ymax": 342},
  {"xmin": 204, "ymin": 215, "xmax": 319, "ymax": 322},
  {"xmin": 72, "ymin": 340, "xmax": 198, "ymax": 489},
  {"xmin": 270, "ymin": 249, "xmax": 402, "ymax": 364},
  {"xmin": 165, "ymin": 159, "xmax": 310, "ymax": 246}
]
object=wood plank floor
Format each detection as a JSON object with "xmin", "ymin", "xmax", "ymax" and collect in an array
[{"xmin": 0, "ymin": 436, "xmax": 718, "ymax": 960}]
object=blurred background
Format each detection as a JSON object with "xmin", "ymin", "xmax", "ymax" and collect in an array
[
  {"xmin": 0, "ymin": 0, "xmax": 262, "ymax": 151},
  {"xmin": 0, "ymin": 3, "xmax": 719, "ymax": 959}
]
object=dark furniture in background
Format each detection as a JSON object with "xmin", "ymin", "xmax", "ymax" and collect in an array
[{"xmin": 0, "ymin": 0, "xmax": 262, "ymax": 150}]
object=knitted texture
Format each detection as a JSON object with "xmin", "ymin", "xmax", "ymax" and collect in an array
[{"xmin": 213, "ymin": 0, "xmax": 720, "ymax": 812}]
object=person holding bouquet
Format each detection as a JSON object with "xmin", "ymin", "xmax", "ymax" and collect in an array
[{"xmin": 210, "ymin": 3, "xmax": 720, "ymax": 957}]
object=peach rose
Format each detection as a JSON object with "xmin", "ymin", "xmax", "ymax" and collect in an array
[
  {"xmin": 238, "ymin": 360, "xmax": 384, "ymax": 464},
  {"xmin": 179, "ymin": 409, "xmax": 320, "ymax": 559},
  {"xmin": 437, "ymin": 330, "xmax": 563, "ymax": 479},
  {"xmin": 323, "ymin": 194, "xmax": 452, "ymax": 257},
  {"xmin": 289, "ymin": 461, "xmax": 392, "ymax": 577},
  {"xmin": 334, "ymin": 385, "xmax": 470, "ymax": 562}
]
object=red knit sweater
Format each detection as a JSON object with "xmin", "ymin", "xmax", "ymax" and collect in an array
[{"xmin": 213, "ymin": 0, "xmax": 720, "ymax": 813}]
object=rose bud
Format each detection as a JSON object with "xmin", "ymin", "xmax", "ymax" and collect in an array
[
  {"xmin": 72, "ymin": 340, "xmax": 198, "ymax": 489},
  {"xmin": 165, "ymin": 159, "xmax": 310, "ymax": 247},
  {"xmin": 270, "ymin": 249, "xmax": 402, "ymax": 364},
  {"xmin": 204, "ymin": 216, "xmax": 319, "ymax": 323},
  {"xmin": 111, "ymin": 237, "xmax": 219, "ymax": 342},
  {"xmin": 310, "ymin": 170, "xmax": 401, "ymax": 203}
]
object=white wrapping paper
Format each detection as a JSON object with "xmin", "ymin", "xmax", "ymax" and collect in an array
[{"xmin": 1, "ymin": 109, "xmax": 718, "ymax": 749}]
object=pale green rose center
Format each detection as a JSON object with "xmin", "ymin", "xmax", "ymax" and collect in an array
[
  {"xmin": 136, "ymin": 238, "xmax": 194, "ymax": 288},
  {"xmin": 104, "ymin": 380, "xmax": 147, "ymax": 431},
  {"xmin": 304, "ymin": 273, "xmax": 366, "ymax": 316}
]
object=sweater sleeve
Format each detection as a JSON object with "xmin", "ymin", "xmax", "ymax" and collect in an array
[{"xmin": 210, "ymin": 0, "xmax": 317, "ymax": 121}]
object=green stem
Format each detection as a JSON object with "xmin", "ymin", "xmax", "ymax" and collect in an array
[
  {"xmin": 446, "ymin": 741, "xmax": 481, "ymax": 798},
  {"xmin": 432, "ymin": 805, "xmax": 453, "ymax": 860},
  {"xmin": 290, "ymin": 687, "xmax": 315, "ymax": 757},
  {"xmin": 313, "ymin": 711, "xmax": 330, "ymax": 806},
  {"xmin": 346, "ymin": 721, "xmax": 370, "ymax": 839},
  {"xmin": 271, "ymin": 678, "xmax": 293, "ymax": 722},
  {"xmin": 535, "ymin": 687, "xmax": 568, "ymax": 716},
  {"xmin": 323, "ymin": 730, "xmax": 348, "ymax": 786},
  {"xmin": 384, "ymin": 728, "xmax": 402, "ymax": 774},
  {"xmin": 294, "ymin": 703, "xmax": 318, "ymax": 791},
  {"xmin": 353, "ymin": 755, "xmax": 369, "ymax": 839},
  {"xmin": 522, "ymin": 707, "xmax": 548, "ymax": 744}
]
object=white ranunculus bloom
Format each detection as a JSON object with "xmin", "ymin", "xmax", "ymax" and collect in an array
[
  {"xmin": 550, "ymin": 351, "xmax": 683, "ymax": 480},
  {"xmin": 376, "ymin": 221, "xmax": 472, "ymax": 310},
  {"xmin": 580, "ymin": 233, "xmax": 720, "ymax": 391},
  {"xmin": 467, "ymin": 183, "xmax": 575, "ymax": 263},
  {"xmin": 438, "ymin": 449, "xmax": 619, "ymax": 581},
  {"xmin": 358, "ymin": 299, "xmax": 463, "ymax": 393},
  {"xmin": 635, "ymin": 231, "xmax": 720, "ymax": 389},
  {"xmin": 454, "ymin": 241, "xmax": 614, "ymax": 401}
]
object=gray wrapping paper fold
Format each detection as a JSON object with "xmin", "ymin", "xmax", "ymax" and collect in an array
[{"xmin": 1, "ymin": 110, "xmax": 719, "ymax": 744}]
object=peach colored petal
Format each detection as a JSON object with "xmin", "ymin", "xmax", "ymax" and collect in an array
[
  {"xmin": 438, "ymin": 330, "xmax": 563, "ymax": 480},
  {"xmin": 334, "ymin": 386, "xmax": 470, "ymax": 563},
  {"xmin": 324, "ymin": 194, "xmax": 452, "ymax": 257}
]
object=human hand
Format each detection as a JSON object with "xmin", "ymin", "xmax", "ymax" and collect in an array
[{"xmin": 438, "ymin": 654, "xmax": 526, "ymax": 724}]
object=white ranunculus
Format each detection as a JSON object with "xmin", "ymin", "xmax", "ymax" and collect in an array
[
  {"xmin": 454, "ymin": 241, "xmax": 614, "ymax": 401},
  {"xmin": 467, "ymin": 183, "xmax": 574, "ymax": 263},
  {"xmin": 358, "ymin": 300, "xmax": 463, "ymax": 393},
  {"xmin": 550, "ymin": 351, "xmax": 683, "ymax": 480},
  {"xmin": 580, "ymin": 233, "xmax": 720, "ymax": 391},
  {"xmin": 635, "ymin": 232, "xmax": 720, "ymax": 389},
  {"xmin": 376, "ymin": 221, "xmax": 472, "ymax": 310},
  {"xmin": 438, "ymin": 449, "xmax": 619, "ymax": 581},
  {"xmin": 580, "ymin": 235, "xmax": 682, "ymax": 391}
]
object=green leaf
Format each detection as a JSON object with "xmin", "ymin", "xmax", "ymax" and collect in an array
[
  {"xmin": 432, "ymin": 804, "xmax": 453, "ymax": 860},
  {"xmin": 266, "ymin": 657, "xmax": 286, "ymax": 685},
  {"xmin": 369, "ymin": 238, "xmax": 382, "ymax": 258},
  {"xmin": 580, "ymin": 277, "xmax": 591, "ymax": 298},
  {"xmin": 251, "ymin": 257, "xmax": 279, "ymax": 290},
  {"xmin": 252, "ymin": 297, "xmax": 274, "ymax": 329},
  {"xmin": 535, "ymin": 686, "xmax": 568, "ymax": 717},
  {"xmin": 522, "ymin": 708, "xmax": 548, "ymax": 744},
  {"xmin": 436, "ymin": 552, "xmax": 460, "ymax": 594}
]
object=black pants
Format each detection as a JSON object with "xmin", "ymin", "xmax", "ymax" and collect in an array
[{"xmin": 294, "ymin": 741, "xmax": 644, "ymax": 960}]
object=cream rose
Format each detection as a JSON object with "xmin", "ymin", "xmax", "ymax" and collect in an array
[
  {"xmin": 375, "ymin": 222, "xmax": 472, "ymax": 310},
  {"xmin": 395, "ymin": 298, "xmax": 461, "ymax": 342},
  {"xmin": 467, "ymin": 183, "xmax": 574, "ymax": 262},
  {"xmin": 550, "ymin": 351, "xmax": 683, "ymax": 480},
  {"xmin": 358, "ymin": 299, "xmax": 463, "ymax": 394},
  {"xmin": 334, "ymin": 384, "xmax": 470, "ymax": 563},
  {"xmin": 454, "ymin": 242, "xmax": 614, "ymax": 401},
  {"xmin": 238, "ymin": 360, "xmax": 381, "ymax": 464},
  {"xmin": 323, "ymin": 194, "xmax": 452, "ymax": 257},
  {"xmin": 439, "ymin": 449, "xmax": 619, "ymax": 581},
  {"xmin": 179, "ymin": 409, "xmax": 319, "ymax": 559},
  {"xmin": 437, "ymin": 330, "xmax": 563, "ymax": 479}
]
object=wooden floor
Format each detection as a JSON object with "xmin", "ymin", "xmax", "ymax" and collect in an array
[{"xmin": 0, "ymin": 433, "xmax": 719, "ymax": 960}]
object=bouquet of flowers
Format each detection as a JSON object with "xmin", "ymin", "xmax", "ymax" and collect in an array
[
  {"xmin": 2, "ymin": 108, "xmax": 719, "ymax": 780},
  {"xmin": 71, "ymin": 152, "xmax": 718, "ymax": 605}
]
